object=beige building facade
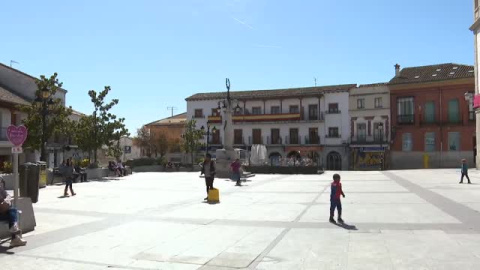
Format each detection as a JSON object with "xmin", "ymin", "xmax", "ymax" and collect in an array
[{"xmin": 349, "ymin": 83, "xmax": 390, "ymax": 170}]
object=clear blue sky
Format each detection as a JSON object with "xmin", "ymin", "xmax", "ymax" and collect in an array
[{"xmin": 0, "ymin": 0, "xmax": 474, "ymax": 134}]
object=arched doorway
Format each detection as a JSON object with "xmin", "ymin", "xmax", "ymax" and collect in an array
[
  {"xmin": 269, "ymin": 152, "xmax": 282, "ymax": 166},
  {"xmin": 327, "ymin": 151, "xmax": 342, "ymax": 170}
]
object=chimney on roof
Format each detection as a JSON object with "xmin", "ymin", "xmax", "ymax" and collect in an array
[{"xmin": 394, "ymin": 64, "xmax": 400, "ymax": 77}]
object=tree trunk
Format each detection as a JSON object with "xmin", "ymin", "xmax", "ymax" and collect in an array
[
  {"xmin": 93, "ymin": 112, "xmax": 98, "ymax": 163},
  {"xmin": 191, "ymin": 152, "xmax": 194, "ymax": 171}
]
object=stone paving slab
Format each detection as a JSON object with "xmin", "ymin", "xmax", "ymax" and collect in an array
[{"xmin": 2, "ymin": 170, "xmax": 480, "ymax": 269}]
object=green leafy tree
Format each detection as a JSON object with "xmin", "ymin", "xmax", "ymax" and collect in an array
[
  {"xmin": 169, "ymin": 138, "xmax": 182, "ymax": 153},
  {"xmin": 84, "ymin": 86, "xmax": 129, "ymax": 163},
  {"xmin": 19, "ymin": 73, "xmax": 73, "ymax": 161},
  {"xmin": 154, "ymin": 132, "xmax": 169, "ymax": 158},
  {"xmin": 75, "ymin": 116, "xmax": 96, "ymax": 159},
  {"xmin": 134, "ymin": 126, "xmax": 153, "ymax": 157},
  {"xmin": 106, "ymin": 142, "xmax": 123, "ymax": 160},
  {"xmin": 181, "ymin": 119, "xmax": 204, "ymax": 169}
]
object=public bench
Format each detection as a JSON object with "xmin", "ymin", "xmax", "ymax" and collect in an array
[{"xmin": 0, "ymin": 197, "xmax": 36, "ymax": 240}]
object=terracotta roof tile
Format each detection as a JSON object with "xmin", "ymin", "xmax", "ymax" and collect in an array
[
  {"xmin": 145, "ymin": 112, "xmax": 187, "ymax": 126},
  {"xmin": 357, "ymin": 83, "xmax": 387, "ymax": 88},
  {"xmin": 389, "ymin": 63, "xmax": 474, "ymax": 85},
  {"xmin": 185, "ymin": 84, "xmax": 357, "ymax": 101}
]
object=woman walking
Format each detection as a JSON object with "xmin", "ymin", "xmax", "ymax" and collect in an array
[{"xmin": 63, "ymin": 159, "xmax": 76, "ymax": 197}]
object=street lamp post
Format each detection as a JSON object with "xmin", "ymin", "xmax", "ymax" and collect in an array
[
  {"xmin": 35, "ymin": 87, "xmax": 54, "ymax": 163},
  {"xmin": 201, "ymin": 125, "xmax": 217, "ymax": 155},
  {"xmin": 377, "ymin": 123, "xmax": 384, "ymax": 170}
]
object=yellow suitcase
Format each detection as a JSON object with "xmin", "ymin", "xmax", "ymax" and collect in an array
[{"xmin": 208, "ymin": 188, "xmax": 220, "ymax": 203}]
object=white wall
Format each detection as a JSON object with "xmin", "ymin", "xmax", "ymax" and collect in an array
[
  {"xmin": 119, "ymin": 137, "xmax": 141, "ymax": 161},
  {"xmin": 323, "ymin": 91, "xmax": 350, "ymax": 145},
  {"xmin": 187, "ymin": 90, "xmax": 350, "ymax": 147}
]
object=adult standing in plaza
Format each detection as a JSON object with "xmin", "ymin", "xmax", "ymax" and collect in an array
[
  {"xmin": 63, "ymin": 159, "xmax": 76, "ymax": 197},
  {"xmin": 201, "ymin": 153, "xmax": 216, "ymax": 200},
  {"xmin": 0, "ymin": 184, "xmax": 27, "ymax": 247},
  {"xmin": 230, "ymin": 158, "xmax": 242, "ymax": 186}
]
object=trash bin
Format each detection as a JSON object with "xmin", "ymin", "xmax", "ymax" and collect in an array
[
  {"xmin": 19, "ymin": 162, "xmax": 40, "ymax": 203},
  {"xmin": 37, "ymin": 161, "xmax": 47, "ymax": 188}
]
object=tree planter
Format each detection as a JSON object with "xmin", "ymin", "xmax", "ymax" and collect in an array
[
  {"xmin": 1, "ymin": 174, "xmax": 14, "ymax": 190},
  {"xmin": 0, "ymin": 197, "xmax": 36, "ymax": 239},
  {"xmin": 85, "ymin": 168, "xmax": 109, "ymax": 180},
  {"xmin": 132, "ymin": 165, "xmax": 163, "ymax": 173}
]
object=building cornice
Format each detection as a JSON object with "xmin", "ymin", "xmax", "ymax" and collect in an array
[
  {"xmin": 349, "ymin": 91, "xmax": 390, "ymax": 97},
  {"xmin": 470, "ymin": 18, "xmax": 480, "ymax": 31}
]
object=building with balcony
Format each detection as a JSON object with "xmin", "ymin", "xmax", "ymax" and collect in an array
[
  {"xmin": 0, "ymin": 63, "xmax": 77, "ymax": 168},
  {"xmin": 470, "ymin": 0, "xmax": 480, "ymax": 168},
  {"xmin": 0, "ymin": 85, "xmax": 30, "ymax": 170},
  {"xmin": 349, "ymin": 83, "xmax": 390, "ymax": 170},
  {"xmin": 186, "ymin": 84, "xmax": 354, "ymax": 170},
  {"xmin": 389, "ymin": 63, "xmax": 475, "ymax": 169}
]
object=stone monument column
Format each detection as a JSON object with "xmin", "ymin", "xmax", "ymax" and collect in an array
[{"xmin": 215, "ymin": 78, "xmax": 237, "ymax": 178}]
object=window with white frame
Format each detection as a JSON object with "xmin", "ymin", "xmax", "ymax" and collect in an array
[
  {"xmin": 357, "ymin": 99, "xmax": 365, "ymax": 109},
  {"xmin": 357, "ymin": 123, "xmax": 366, "ymax": 141},
  {"xmin": 252, "ymin": 107, "xmax": 262, "ymax": 115},
  {"xmin": 375, "ymin": 97, "xmax": 383, "ymax": 108},
  {"xmin": 397, "ymin": 97, "xmax": 414, "ymax": 124},
  {"xmin": 271, "ymin": 106, "xmax": 280, "ymax": 114}
]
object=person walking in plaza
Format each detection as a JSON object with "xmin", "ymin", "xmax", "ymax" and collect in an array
[
  {"xmin": 460, "ymin": 159, "xmax": 472, "ymax": 184},
  {"xmin": 230, "ymin": 158, "xmax": 242, "ymax": 186},
  {"xmin": 0, "ymin": 184, "xmax": 27, "ymax": 247},
  {"xmin": 200, "ymin": 153, "xmax": 216, "ymax": 200},
  {"xmin": 329, "ymin": 173, "xmax": 346, "ymax": 224},
  {"xmin": 63, "ymin": 159, "xmax": 76, "ymax": 197}
]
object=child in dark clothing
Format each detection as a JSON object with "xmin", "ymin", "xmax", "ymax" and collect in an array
[{"xmin": 330, "ymin": 173, "xmax": 345, "ymax": 224}]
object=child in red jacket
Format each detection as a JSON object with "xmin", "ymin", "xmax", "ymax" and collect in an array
[{"xmin": 329, "ymin": 173, "xmax": 346, "ymax": 224}]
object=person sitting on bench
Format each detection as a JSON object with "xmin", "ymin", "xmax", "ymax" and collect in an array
[
  {"xmin": 74, "ymin": 164, "xmax": 87, "ymax": 182},
  {"xmin": 0, "ymin": 185, "xmax": 27, "ymax": 248},
  {"xmin": 109, "ymin": 161, "xmax": 122, "ymax": 177},
  {"xmin": 117, "ymin": 161, "xmax": 126, "ymax": 176}
]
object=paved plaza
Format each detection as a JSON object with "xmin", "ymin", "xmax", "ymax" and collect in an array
[{"xmin": 2, "ymin": 170, "xmax": 480, "ymax": 269}]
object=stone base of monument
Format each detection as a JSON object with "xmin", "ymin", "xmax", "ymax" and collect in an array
[{"xmin": 214, "ymin": 149, "xmax": 235, "ymax": 179}]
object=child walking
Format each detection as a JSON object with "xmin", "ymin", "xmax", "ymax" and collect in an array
[
  {"xmin": 330, "ymin": 173, "xmax": 345, "ymax": 224},
  {"xmin": 230, "ymin": 158, "xmax": 242, "ymax": 186},
  {"xmin": 460, "ymin": 159, "xmax": 472, "ymax": 184}
]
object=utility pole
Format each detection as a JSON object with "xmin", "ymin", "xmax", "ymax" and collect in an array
[{"xmin": 167, "ymin": 107, "xmax": 177, "ymax": 117}]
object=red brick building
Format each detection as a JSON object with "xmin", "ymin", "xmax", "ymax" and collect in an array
[{"xmin": 389, "ymin": 63, "xmax": 475, "ymax": 169}]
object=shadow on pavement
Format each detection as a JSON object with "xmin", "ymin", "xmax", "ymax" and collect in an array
[
  {"xmin": 0, "ymin": 239, "xmax": 14, "ymax": 255},
  {"xmin": 335, "ymin": 222, "xmax": 358, "ymax": 230},
  {"xmin": 202, "ymin": 201, "xmax": 220, "ymax": 205}
]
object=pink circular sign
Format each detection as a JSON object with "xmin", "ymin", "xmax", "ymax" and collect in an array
[{"xmin": 7, "ymin": 125, "xmax": 28, "ymax": 147}]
